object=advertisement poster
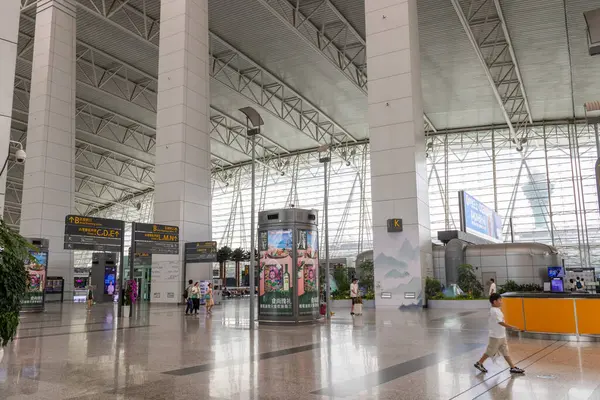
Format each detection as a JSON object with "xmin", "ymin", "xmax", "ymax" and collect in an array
[
  {"xmin": 462, "ymin": 192, "xmax": 503, "ymax": 242},
  {"xmin": 297, "ymin": 230, "xmax": 319, "ymax": 315},
  {"xmin": 104, "ymin": 266, "xmax": 116, "ymax": 295},
  {"xmin": 259, "ymin": 229, "xmax": 293, "ymax": 316},
  {"xmin": 23, "ymin": 252, "xmax": 47, "ymax": 306}
]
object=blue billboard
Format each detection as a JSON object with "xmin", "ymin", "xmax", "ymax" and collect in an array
[{"xmin": 460, "ymin": 191, "xmax": 503, "ymax": 242}]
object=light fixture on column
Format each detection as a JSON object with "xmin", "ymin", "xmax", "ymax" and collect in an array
[{"xmin": 239, "ymin": 106, "xmax": 264, "ymax": 330}]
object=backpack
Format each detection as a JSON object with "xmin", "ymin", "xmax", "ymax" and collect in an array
[{"xmin": 183, "ymin": 286, "xmax": 190, "ymax": 299}]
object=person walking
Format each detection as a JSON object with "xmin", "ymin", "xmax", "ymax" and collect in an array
[
  {"xmin": 350, "ymin": 278, "xmax": 359, "ymax": 315},
  {"xmin": 206, "ymin": 283, "xmax": 214, "ymax": 315},
  {"xmin": 86, "ymin": 284, "xmax": 94, "ymax": 311},
  {"xmin": 190, "ymin": 282, "xmax": 201, "ymax": 315},
  {"xmin": 474, "ymin": 293, "xmax": 524, "ymax": 374},
  {"xmin": 489, "ymin": 278, "xmax": 497, "ymax": 296},
  {"xmin": 184, "ymin": 279, "xmax": 194, "ymax": 315}
]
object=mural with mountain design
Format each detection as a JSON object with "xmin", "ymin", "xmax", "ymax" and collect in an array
[{"xmin": 374, "ymin": 236, "xmax": 424, "ymax": 306}]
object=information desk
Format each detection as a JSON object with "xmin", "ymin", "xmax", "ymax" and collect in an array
[{"xmin": 502, "ymin": 292, "xmax": 600, "ymax": 341}]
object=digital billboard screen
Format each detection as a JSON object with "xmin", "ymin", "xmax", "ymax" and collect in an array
[{"xmin": 459, "ymin": 191, "xmax": 503, "ymax": 243}]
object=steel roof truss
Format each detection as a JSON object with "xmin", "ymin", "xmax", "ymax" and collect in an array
[
  {"xmin": 73, "ymin": 0, "xmax": 358, "ymax": 153},
  {"xmin": 451, "ymin": 0, "xmax": 533, "ymax": 139}
]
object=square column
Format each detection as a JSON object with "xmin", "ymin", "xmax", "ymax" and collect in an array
[
  {"xmin": 152, "ymin": 0, "xmax": 211, "ymax": 302},
  {"xmin": 0, "ymin": 0, "xmax": 21, "ymax": 217},
  {"xmin": 366, "ymin": 0, "xmax": 432, "ymax": 308},
  {"xmin": 20, "ymin": 0, "xmax": 76, "ymax": 296}
]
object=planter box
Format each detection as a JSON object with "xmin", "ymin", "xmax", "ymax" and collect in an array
[
  {"xmin": 331, "ymin": 299, "xmax": 375, "ymax": 309},
  {"xmin": 427, "ymin": 299, "xmax": 489, "ymax": 309}
]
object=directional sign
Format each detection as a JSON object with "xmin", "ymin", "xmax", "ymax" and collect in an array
[
  {"xmin": 65, "ymin": 225, "xmax": 122, "ymax": 238},
  {"xmin": 185, "ymin": 241, "xmax": 217, "ymax": 262},
  {"xmin": 133, "ymin": 223, "xmax": 179, "ymax": 255},
  {"xmin": 135, "ymin": 223, "xmax": 179, "ymax": 234},
  {"xmin": 135, "ymin": 242, "xmax": 179, "ymax": 255},
  {"xmin": 64, "ymin": 215, "xmax": 123, "ymax": 251},
  {"xmin": 65, "ymin": 215, "xmax": 122, "ymax": 230},
  {"xmin": 64, "ymin": 235, "xmax": 121, "ymax": 246},
  {"xmin": 134, "ymin": 231, "xmax": 178, "ymax": 242}
]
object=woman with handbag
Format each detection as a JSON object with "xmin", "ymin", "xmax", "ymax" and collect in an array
[
  {"xmin": 205, "ymin": 283, "xmax": 214, "ymax": 315},
  {"xmin": 184, "ymin": 280, "xmax": 194, "ymax": 315},
  {"xmin": 190, "ymin": 282, "xmax": 200, "ymax": 315}
]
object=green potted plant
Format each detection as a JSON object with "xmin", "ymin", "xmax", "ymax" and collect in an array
[
  {"xmin": 457, "ymin": 264, "xmax": 484, "ymax": 298},
  {"xmin": 216, "ymin": 246, "xmax": 232, "ymax": 281},
  {"xmin": 0, "ymin": 220, "xmax": 34, "ymax": 358}
]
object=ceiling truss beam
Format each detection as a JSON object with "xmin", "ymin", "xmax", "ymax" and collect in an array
[
  {"xmin": 256, "ymin": 0, "xmax": 436, "ymax": 133},
  {"xmin": 450, "ymin": 0, "xmax": 533, "ymax": 139},
  {"xmin": 71, "ymin": 0, "xmax": 364, "ymax": 153}
]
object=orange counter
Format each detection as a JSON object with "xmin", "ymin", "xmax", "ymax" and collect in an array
[{"xmin": 502, "ymin": 293, "xmax": 600, "ymax": 339}]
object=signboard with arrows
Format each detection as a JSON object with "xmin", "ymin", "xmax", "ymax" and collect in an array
[
  {"xmin": 64, "ymin": 215, "xmax": 124, "ymax": 251},
  {"xmin": 133, "ymin": 223, "xmax": 179, "ymax": 255},
  {"xmin": 185, "ymin": 241, "xmax": 217, "ymax": 262}
]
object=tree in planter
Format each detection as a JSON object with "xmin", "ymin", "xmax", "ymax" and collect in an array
[
  {"xmin": 457, "ymin": 264, "xmax": 484, "ymax": 298},
  {"xmin": 332, "ymin": 264, "xmax": 350, "ymax": 298},
  {"xmin": 0, "ymin": 220, "xmax": 34, "ymax": 347},
  {"xmin": 216, "ymin": 246, "xmax": 232, "ymax": 281},
  {"xmin": 356, "ymin": 259, "xmax": 374, "ymax": 296},
  {"xmin": 231, "ymin": 248, "xmax": 246, "ymax": 286}
]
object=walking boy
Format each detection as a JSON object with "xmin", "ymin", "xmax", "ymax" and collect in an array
[{"xmin": 474, "ymin": 293, "xmax": 524, "ymax": 374}]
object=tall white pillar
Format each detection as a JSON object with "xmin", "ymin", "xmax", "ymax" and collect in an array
[
  {"xmin": 366, "ymin": 0, "xmax": 432, "ymax": 308},
  {"xmin": 152, "ymin": 0, "xmax": 211, "ymax": 302},
  {"xmin": 0, "ymin": 0, "xmax": 21, "ymax": 218},
  {"xmin": 20, "ymin": 0, "xmax": 76, "ymax": 296}
]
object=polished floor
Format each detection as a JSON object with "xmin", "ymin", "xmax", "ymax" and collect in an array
[{"xmin": 2, "ymin": 300, "xmax": 600, "ymax": 400}]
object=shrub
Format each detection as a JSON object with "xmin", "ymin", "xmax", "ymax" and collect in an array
[
  {"xmin": 457, "ymin": 264, "xmax": 484, "ymax": 298},
  {"xmin": 499, "ymin": 280, "xmax": 543, "ymax": 294},
  {"xmin": 425, "ymin": 276, "xmax": 443, "ymax": 299},
  {"xmin": 498, "ymin": 280, "xmax": 520, "ymax": 294}
]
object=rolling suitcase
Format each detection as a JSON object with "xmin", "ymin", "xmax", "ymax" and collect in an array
[{"xmin": 354, "ymin": 303, "xmax": 363, "ymax": 315}]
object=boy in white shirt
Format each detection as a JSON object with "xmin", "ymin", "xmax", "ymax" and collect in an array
[{"xmin": 474, "ymin": 293, "xmax": 524, "ymax": 374}]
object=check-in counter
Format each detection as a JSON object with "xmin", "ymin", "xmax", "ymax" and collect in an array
[{"xmin": 502, "ymin": 292, "xmax": 600, "ymax": 341}]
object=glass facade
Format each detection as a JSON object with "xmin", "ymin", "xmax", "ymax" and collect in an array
[{"xmin": 83, "ymin": 121, "xmax": 600, "ymax": 270}]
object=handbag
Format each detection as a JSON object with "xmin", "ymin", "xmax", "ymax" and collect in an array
[{"xmin": 204, "ymin": 293, "xmax": 211, "ymax": 300}]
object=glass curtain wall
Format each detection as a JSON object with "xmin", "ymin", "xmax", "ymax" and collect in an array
[{"xmin": 83, "ymin": 122, "xmax": 600, "ymax": 269}]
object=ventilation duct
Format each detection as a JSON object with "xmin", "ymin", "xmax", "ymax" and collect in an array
[{"xmin": 584, "ymin": 8, "xmax": 600, "ymax": 56}]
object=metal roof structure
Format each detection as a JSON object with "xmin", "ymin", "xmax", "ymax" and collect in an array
[{"xmin": 7, "ymin": 0, "xmax": 600, "ymax": 227}]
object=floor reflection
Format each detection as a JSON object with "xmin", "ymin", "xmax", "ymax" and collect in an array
[{"xmin": 2, "ymin": 302, "xmax": 600, "ymax": 399}]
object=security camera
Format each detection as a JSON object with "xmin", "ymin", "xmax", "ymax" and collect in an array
[{"xmin": 15, "ymin": 149, "xmax": 26, "ymax": 164}]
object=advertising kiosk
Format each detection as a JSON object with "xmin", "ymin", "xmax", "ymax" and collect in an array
[
  {"xmin": 22, "ymin": 238, "xmax": 49, "ymax": 312},
  {"xmin": 257, "ymin": 208, "xmax": 320, "ymax": 323}
]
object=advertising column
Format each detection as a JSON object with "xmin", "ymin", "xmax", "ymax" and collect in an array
[
  {"xmin": 22, "ymin": 252, "xmax": 48, "ymax": 311},
  {"xmin": 259, "ymin": 230, "xmax": 293, "ymax": 317},
  {"xmin": 297, "ymin": 230, "xmax": 319, "ymax": 316}
]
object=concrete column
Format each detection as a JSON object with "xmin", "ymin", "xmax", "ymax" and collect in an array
[
  {"xmin": 366, "ymin": 0, "xmax": 432, "ymax": 308},
  {"xmin": 0, "ymin": 0, "xmax": 21, "ymax": 218},
  {"xmin": 20, "ymin": 0, "xmax": 76, "ymax": 296},
  {"xmin": 152, "ymin": 0, "xmax": 211, "ymax": 302}
]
